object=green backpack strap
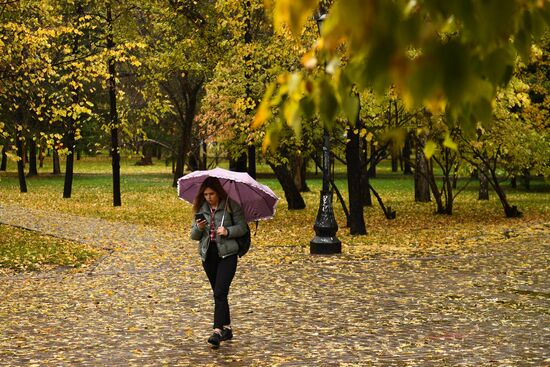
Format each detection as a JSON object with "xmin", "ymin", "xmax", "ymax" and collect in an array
[{"xmin": 227, "ymin": 200, "xmax": 257, "ymax": 235}]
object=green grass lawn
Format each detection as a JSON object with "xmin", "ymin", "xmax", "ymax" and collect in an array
[
  {"xmin": 0, "ymin": 224, "xmax": 101, "ymax": 271},
  {"xmin": 0, "ymin": 154, "xmax": 548, "ymax": 269}
]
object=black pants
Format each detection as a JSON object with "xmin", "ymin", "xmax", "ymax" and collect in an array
[{"xmin": 202, "ymin": 242, "xmax": 238, "ymax": 330}]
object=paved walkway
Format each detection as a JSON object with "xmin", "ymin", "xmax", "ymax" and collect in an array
[{"xmin": 0, "ymin": 204, "xmax": 549, "ymax": 366}]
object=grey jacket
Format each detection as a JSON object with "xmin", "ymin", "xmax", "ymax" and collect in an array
[{"xmin": 190, "ymin": 198, "xmax": 247, "ymax": 261}]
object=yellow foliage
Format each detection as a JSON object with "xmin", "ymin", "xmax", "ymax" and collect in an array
[{"xmin": 423, "ymin": 140, "xmax": 437, "ymax": 159}]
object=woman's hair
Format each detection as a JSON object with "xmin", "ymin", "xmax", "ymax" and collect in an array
[{"xmin": 192, "ymin": 177, "xmax": 228, "ymax": 213}]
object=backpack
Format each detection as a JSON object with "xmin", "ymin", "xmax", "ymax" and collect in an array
[{"xmin": 228, "ymin": 210, "xmax": 251, "ymax": 257}]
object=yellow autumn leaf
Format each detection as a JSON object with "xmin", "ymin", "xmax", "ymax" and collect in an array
[
  {"xmin": 443, "ymin": 133, "xmax": 458, "ymax": 150},
  {"xmin": 423, "ymin": 140, "xmax": 437, "ymax": 159},
  {"xmin": 252, "ymin": 83, "xmax": 276, "ymax": 129},
  {"xmin": 273, "ymin": 0, "xmax": 319, "ymax": 38}
]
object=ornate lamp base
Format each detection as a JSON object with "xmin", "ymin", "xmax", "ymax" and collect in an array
[{"xmin": 310, "ymin": 190, "xmax": 341, "ymax": 254}]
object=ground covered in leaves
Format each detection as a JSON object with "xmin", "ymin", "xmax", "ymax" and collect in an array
[
  {"xmin": 0, "ymin": 203, "xmax": 548, "ymax": 366},
  {"xmin": 0, "ymin": 224, "xmax": 100, "ymax": 271}
]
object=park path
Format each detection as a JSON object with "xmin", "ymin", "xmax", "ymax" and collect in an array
[{"xmin": 0, "ymin": 204, "xmax": 549, "ymax": 366}]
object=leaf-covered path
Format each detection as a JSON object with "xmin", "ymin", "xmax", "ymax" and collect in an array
[{"xmin": 0, "ymin": 204, "xmax": 549, "ymax": 366}]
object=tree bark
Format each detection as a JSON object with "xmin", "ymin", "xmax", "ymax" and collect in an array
[
  {"xmin": 230, "ymin": 153, "xmax": 247, "ymax": 172},
  {"xmin": 360, "ymin": 137, "xmax": 372, "ymax": 206},
  {"xmin": 107, "ymin": 4, "xmax": 121, "ymax": 206},
  {"xmin": 16, "ymin": 136, "xmax": 27, "ymax": 193},
  {"xmin": 346, "ymin": 126, "xmax": 366, "ymax": 234},
  {"xmin": 292, "ymin": 153, "xmax": 310, "ymax": 192},
  {"xmin": 173, "ymin": 137, "xmax": 186, "ymax": 183},
  {"xmin": 52, "ymin": 148, "xmax": 61, "ymax": 174},
  {"xmin": 369, "ymin": 184, "xmax": 396, "ymax": 219},
  {"xmin": 248, "ymin": 145, "xmax": 256, "ymax": 179},
  {"xmin": 28, "ymin": 138, "xmax": 38, "ymax": 176},
  {"xmin": 426, "ymin": 159, "xmax": 445, "ymax": 214},
  {"xmin": 478, "ymin": 157, "xmax": 489, "ymax": 200},
  {"xmin": 268, "ymin": 162, "xmax": 305, "ymax": 210},
  {"xmin": 136, "ymin": 141, "xmax": 154, "ymax": 165},
  {"xmin": 38, "ymin": 145, "xmax": 45, "ymax": 168},
  {"xmin": 403, "ymin": 132, "xmax": 413, "ymax": 175},
  {"xmin": 414, "ymin": 135, "xmax": 431, "ymax": 202},
  {"xmin": 522, "ymin": 169, "xmax": 530, "ymax": 190},
  {"xmin": 488, "ymin": 168, "xmax": 521, "ymax": 217},
  {"xmin": 391, "ymin": 152, "xmax": 399, "ymax": 172},
  {"xmin": 63, "ymin": 130, "xmax": 75, "ymax": 198},
  {"xmin": 201, "ymin": 141, "xmax": 207, "ymax": 170},
  {"xmin": 1, "ymin": 145, "xmax": 7, "ymax": 171},
  {"xmin": 361, "ymin": 171, "xmax": 372, "ymax": 206},
  {"xmin": 367, "ymin": 140, "xmax": 377, "ymax": 178}
]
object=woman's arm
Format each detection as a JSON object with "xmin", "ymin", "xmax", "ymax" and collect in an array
[{"xmin": 225, "ymin": 201, "xmax": 248, "ymax": 238}]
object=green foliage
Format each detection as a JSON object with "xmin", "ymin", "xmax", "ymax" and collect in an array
[{"xmin": 257, "ymin": 0, "xmax": 550, "ymax": 149}]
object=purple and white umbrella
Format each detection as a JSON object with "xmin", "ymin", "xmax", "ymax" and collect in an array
[{"xmin": 177, "ymin": 167, "xmax": 279, "ymax": 222}]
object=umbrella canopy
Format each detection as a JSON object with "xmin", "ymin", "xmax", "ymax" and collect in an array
[{"xmin": 177, "ymin": 167, "xmax": 279, "ymax": 222}]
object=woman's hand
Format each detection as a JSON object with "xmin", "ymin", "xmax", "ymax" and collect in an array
[
  {"xmin": 216, "ymin": 226, "xmax": 228, "ymax": 237},
  {"xmin": 196, "ymin": 219, "xmax": 207, "ymax": 230}
]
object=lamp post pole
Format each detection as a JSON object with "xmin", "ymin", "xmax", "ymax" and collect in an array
[{"xmin": 310, "ymin": 7, "xmax": 341, "ymax": 255}]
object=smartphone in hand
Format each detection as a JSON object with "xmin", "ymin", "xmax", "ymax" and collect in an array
[{"xmin": 195, "ymin": 213, "xmax": 206, "ymax": 222}]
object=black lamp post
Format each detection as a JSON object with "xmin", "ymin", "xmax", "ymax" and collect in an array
[{"xmin": 310, "ymin": 8, "xmax": 341, "ymax": 255}]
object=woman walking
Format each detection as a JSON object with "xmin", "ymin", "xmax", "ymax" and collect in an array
[{"xmin": 190, "ymin": 177, "xmax": 247, "ymax": 348}]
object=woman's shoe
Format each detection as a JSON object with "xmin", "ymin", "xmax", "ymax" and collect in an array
[
  {"xmin": 208, "ymin": 331, "xmax": 221, "ymax": 348},
  {"xmin": 220, "ymin": 327, "xmax": 233, "ymax": 341}
]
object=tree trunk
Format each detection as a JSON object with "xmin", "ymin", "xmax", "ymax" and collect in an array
[
  {"xmin": 522, "ymin": 169, "xmax": 530, "ymax": 190},
  {"xmin": 426, "ymin": 159, "xmax": 445, "ymax": 213},
  {"xmin": 368, "ymin": 140, "xmax": 376, "ymax": 178},
  {"xmin": 361, "ymin": 171, "xmax": 372, "ymax": 206},
  {"xmin": 63, "ymin": 130, "xmax": 75, "ymax": 198},
  {"xmin": 346, "ymin": 126, "xmax": 366, "ymax": 234},
  {"xmin": 230, "ymin": 154, "xmax": 247, "ymax": 172},
  {"xmin": 478, "ymin": 159, "xmax": 489, "ymax": 200},
  {"xmin": 300, "ymin": 157, "xmax": 309, "ymax": 192},
  {"xmin": 173, "ymin": 138, "xmax": 185, "ymax": 184},
  {"xmin": 23, "ymin": 142, "xmax": 27, "ymax": 165},
  {"xmin": 292, "ymin": 153, "xmax": 310, "ymax": 192},
  {"xmin": 107, "ymin": 4, "xmax": 121, "ymax": 206},
  {"xmin": 1, "ymin": 145, "xmax": 7, "ymax": 171},
  {"xmin": 369, "ymin": 184, "xmax": 396, "ymax": 219},
  {"xmin": 38, "ymin": 145, "xmax": 45, "ymax": 168},
  {"xmin": 414, "ymin": 135, "xmax": 431, "ymax": 202},
  {"xmin": 403, "ymin": 132, "xmax": 413, "ymax": 175},
  {"xmin": 444, "ymin": 167, "xmax": 454, "ymax": 215},
  {"xmin": 391, "ymin": 152, "xmax": 398, "ymax": 172},
  {"xmin": 360, "ymin": 137, "xmax": 372, "ymax": 206},
  {"xmin": 510, "ymin": 176, "xmax": 517, "ymax": 188},
  {"xmin": 268, "ymin": 162, "xmax": 305, "ymax": 210},
  {"xmin": 16, "ymin": 137, "xmax": 27, "ymax": 193},
  {"xmin": 136, "ymin": 141, "xmax": 154, "ymax": 165},
  {"xmin": 248, "ymin": 145, "xmax": 256, "ymax": 179},
  {"xmin": 488, "ymin": 168, "xmax": 521, "ymax": 217},
  {"xmin": 53, "ymin": 149, "xmax": 61, "ymax": 174},
  {"xmin": 27, "ymin": 138, "xmax": 38, "ymax": 177},
  {"xmin": 200, "ymin": 141, "xmax": 207, "ymax": 170}
]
